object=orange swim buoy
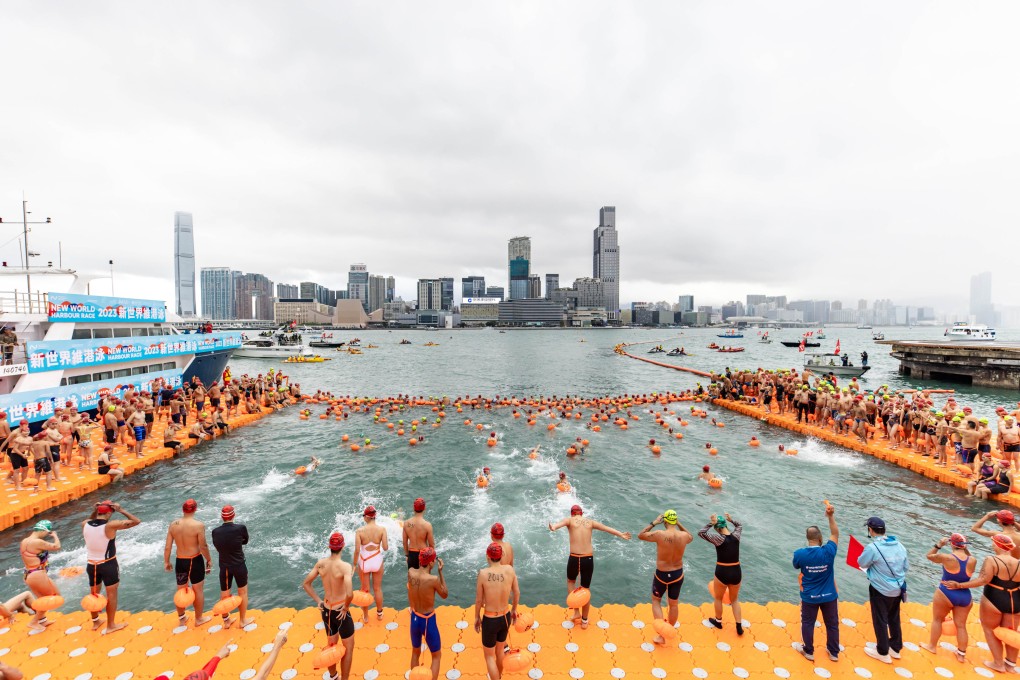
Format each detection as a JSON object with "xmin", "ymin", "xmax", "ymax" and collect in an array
[
  {"xmin": 80, "ymin": 593, "xmax": 107, "ymax": 613},
  {"xmin": 557, "ymin": 482, "xmax": 571, "ymax": 493},
  {"xmin": 581, "ymin": 439, "xmax": 589, "ymax": 447},
  {"xmin": 709, "ymin": 448, "xmax": 718, "ymax": 455},
  {"xmin": 547, "ymin": 424, "xmax": 556, "ymax": 431},
  {"xmin": 211, "ymin": 595, "xmax": 242, "ymax": 616},
  {"xmin": 295, "ymin": 466, "xmax": 307, "ymax": 475},
  {"xmin": 314, "ymin": 644, "xmax": 347, "ymax": 669},
  {"xmin": 566, "ymin": 587, "xmax": 591, "ymax": 609},
  {"xmin": 592, "ymin": 426, "xmax": 601, "ymax": 432},
  {"xmin": 59, "ymin": 566, "xmax": 84, "ymax": 578},
  {"xmin": 514, "ymin": 610, "xmax": 535, "ymax": 632},
  {"xmin": 342, "ymin": 434, "xmax": 350, "ymax": 442},
  {"xmin": 409, "ymin": 438, "xmax": 418, "ymax": 446},
  {"xmin": 174, "ymin": 587, "xmax": 196, "ymax": 609},
  {"xmin": 528, "ymin": 451, "xmax": 537, "ymax": 459},
  {"xmin": 708, "ymin": 478, "xmax": 723, "ymax": 488},
  {"xmin": 708, "ymin": 579, "xmax": 732, "ymax": 604},
  {"xmin": 567, "ymin": 447, "xmax": 577, "ymax": 456},
  {"xmin": 786, "ymin": 449, "xmax": 798, "ymax": 456},
  {"xmin": 652, "ymin": 619, "xmax": 678, "ymax": 640},
  {"xmin": 352, "ymin": 590, "xmax": 374, "ymax": 608},
  {"xmin": 477, "ymin": 476, "xmax": 489, "ymax": 488},
  {"xmin": 502, "ymin": 649, "xmax": 534, "ymax": 673},
  {"xmin": 941, "ymin": 616, "xmax": 957, "ymax": 637},
  {"xmin": 995, "ymin": 627, "xmax": 1020, "ymax": 649},
  {"xmin": 410, "ymin": 666, "xmax": 432, "ymax": 680},
  {"xmin": 651, "ymin": 446, "xmax": 661, "ymax": 454},
  {"xmin": 351, "ymin": 444, "xmax": 361, "ymax": 452},
  {"xmin": 748, "ymin": 439, "xmax": 760, "ymax": 447},
  {"xmin": 487, "ymin": 438, "xmax": 497, "ymax": 447}
]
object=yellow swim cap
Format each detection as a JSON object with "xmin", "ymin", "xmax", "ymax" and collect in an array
[{"xmin": 663, "ymin": 510, "xmax": 678, "ymax": 525}]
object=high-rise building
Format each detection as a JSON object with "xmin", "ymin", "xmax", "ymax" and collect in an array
[
  {"xmin": 677, "ymin": 295, "xmax": 694, "ymax": 313},
  {"xmin": 544, "ymin": 274, "xmax": 559, "ymax": 299},
  {"xmin": 300, "ymin": 282, "xmax": 329, "ymax": 306},
  {"xmin": 417, "ymin": 278, "xmax": 443, "ymax": 311},
  {"xmin": 348, "ymin": 264, "xmax": 370, "ymax": 311},
  {"xmin": 368, "ymin": 275, "xmax": 388, "ymax": 313},
  {"xmin": 971, "ymin": 271, "xmax": 994, "ymax": 325},
  {"xmin": 200, "ymin": 267, "xmax": 238, "ymax": 319},
  {"xmin": 462, "ymin": 276, "xmax": 487, "ymax": 300},
  {"xmin": 276, "ymin": 283, "xmax": 299, "ymax": 299},
  {"xmin": 593, "ymin": 206, "xmax": 620, "ymax": 321},
  {"xmin": 528, "ymin": 275, "xmax": 542, "ymax": 299},
  {"xmin": 440, "ymin": 277, "xmax": 455, "ymax": 311},
  {"xmin": 573, "ymin": 277, "xmax": 604, "ymax": 308},
  {"xmin": 486, "ymin": 286, "xmax": 505, "ymax": 301},
  {"xmin": 233, "ymin": 272, "xmax": 275, "ymax": 320},
  {"xmin": 746, "ymin": 294, "xmax": 766, "ymax": 308},
  {"xmin": 508, "ymin": 237, "xmax": 531, "ymax": 300},
  {"xmin": 173, "ymin": 212, "xmax": 196, "ymax": 317},
  {"xmin": 721, "ymin": 301, "xmax": 745, "ymax": 320},
  {"xmin": 385, "ymin": 277, "xmax": 396, "ymax": 304}
]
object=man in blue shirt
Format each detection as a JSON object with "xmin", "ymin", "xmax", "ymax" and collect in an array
[
  {"xmin": 792, "ymin": 503, "xmax": 839, "ymax": 661},
  {"xmin": 857, "ymin": 516, "xmax": 909, "ymax": 664}
]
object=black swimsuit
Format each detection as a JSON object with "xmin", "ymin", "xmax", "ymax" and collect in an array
[
  {"xmin": 984, "ymin": 557, "xmax": 1020, "ymax": 614},
  {"xmin": 714, "ymin": 534, "xmax": 742, "ymax": 585}
]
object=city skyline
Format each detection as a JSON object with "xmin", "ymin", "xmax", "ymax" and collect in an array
[{"xmin": 3, "ymin": 4, "xmax": 1020, "ymax": 314}]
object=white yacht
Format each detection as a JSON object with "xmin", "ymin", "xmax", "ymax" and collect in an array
[
  {"xmin": 234, "ymin": 328, "xmax": 311, "ymax": 358},
  {"xmin": 944, "ymin": 322, "xmax": 996, "ymax": 342},
  {"xmin": 0, "ymin": 269, "xmax": 240, "ymax": 427}
]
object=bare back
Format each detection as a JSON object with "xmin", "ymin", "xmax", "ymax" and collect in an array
[
  {"xmin": 650, "ymin": 526, "xmax": 692, "ymax": 571},
  {"xmin": 407, "ymin": 567, "xmax": 441, "ymax": 614},
  {"xmin": 565, "ymin": 517, "xmax": 596, "ymax": 554},
  {"xmin": 403, "ymin": 515, "xmax": 434, "ymax": 552},
  {"xmin": 357, "ymin": 523, "xmax": 387, "ymax": 550},
  {"xmin": 477, "ymin": 564, "xmax": 516, "ymax": 613},
  {"xmin": 317, "ymin": 556, "xmax": 352, "ymax": 607},
  {"xmin": 169, "ymin": 516, "xmax": 206, "ymax": 557}
]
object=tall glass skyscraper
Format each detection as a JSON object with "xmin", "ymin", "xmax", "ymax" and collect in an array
[
  {"xmin": 174, "ymin": 212, "xmax": 196, "ymax": 317},
  {"xmin": 593, "ymin": 207, "xmax": 620, "ymax": 321},
  {"xmin": 348, "ymin": 264, "xmax": 370, "ymax": 311},
  {"xmin": 508, "ymin": 236, "xmax": 531, "ymax": 300},
  {"xmin": 200, "ymin": 267, "xmax": 237, "ymax": 319}
]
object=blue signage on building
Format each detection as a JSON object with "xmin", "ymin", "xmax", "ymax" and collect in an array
[
  {"xmin": 26, "ymin": 332, "xmax": 242, "ymax": 373},
  {"xmin": 47, "ymin": 293, "xmax": 167, "ymax": 322},
  {"xmin": 0, "ymin": 369, "xmax": 184, "ymax": 424}
]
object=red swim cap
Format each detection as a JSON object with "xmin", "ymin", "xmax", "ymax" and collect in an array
[
  {"xmin": 221, "ymin": 505, "xmax": 235, "ymax": 521},
  {"xmin": 96, "ymin": 502, "xmax": 114, "ymax": 515},
  {"xmin": 182, "ymin": 499, "xmax": 198, "ymax": 513},
  {"xmin": 570, "ymin": 504, "xmax": 583, "ymax": 516},
  {"xmin": 329, "ymin": 532, "xmax": 345, "ymax": 551},
  {"xmin": 414, "ymin": 498, "xmax": 426, "ymax": 512},
  {"xmin": 483, "ymin": 467, "xmax": 490, "ymax": 473},
  {"xmin": 491, "ymin": 522, "xmax": 505, "ymax": 538},
  {"xmin": 703, "ymin": 465, "xmax": 710, "ymax": 472},
  {"xmin": 994, "ymin": 533, "xmax": 1016, "ymax": 551},
  {"xmin": 419, "ymin": 547, "xmax": 436, "ymax": 568},
  {"xmin": 364, "ymin": 505, "xmax": 377, "ymax": 518},
  {"xmin": 998, "ymin": 510, "xmax": 1016, "ymax": 525},
  {"xmin": 486, "ymin": 542, "xmax": 503, "ymax": 562},
  {"xmin": 559, "ymin": 471, "xmax": 566, "ymax": 479}
]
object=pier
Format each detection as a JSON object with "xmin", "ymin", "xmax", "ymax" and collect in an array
[{"xmin": 879, "ymin": 340, "xmax": 1020, "ymax": 389}]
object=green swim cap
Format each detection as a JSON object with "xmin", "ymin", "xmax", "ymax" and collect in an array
[
  {"xmin": 935, "ymin": 412, "xmax": 944, "ymax": 417},
  {"xmin": 365, "ymin": 438, "xmax": 371, "ymax": 444},
  {"xmin": 663, "ymin": 510, "xmax": 678, "ymax": 525},
  {"xmin": 33, "ymin": 519, "xmax": 52, "ymax": 533},
  {"xmin": 980, "ymin": 418, "xmax": 989, "ymax": 424},
  {"xmin": 714, "ymin": 515, "xmax": 728, "ymax": 530}
]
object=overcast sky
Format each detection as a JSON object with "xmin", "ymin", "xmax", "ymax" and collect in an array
[{"xmin": 2, "ymin": 2, "xmax": 1018, "ymax": 311}]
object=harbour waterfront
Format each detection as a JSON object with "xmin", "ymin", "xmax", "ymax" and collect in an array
[{"xmin": 3, "ymin": 327, "xmax": 1016, "ymax": 616}]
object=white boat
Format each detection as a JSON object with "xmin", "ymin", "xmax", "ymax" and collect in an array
[
  {"xmin": 803, "ymin": 352, "xmax": 871, "ymax": 377},
  {"xmin": 234, "ymin": 335, "xmax": 311, "ymax": 358},
  {"xmin": 0, "ymin": 269, "xmax": 240, "ymax": 426},
  {"xmin": 944, "ymin": 323, "xmax": 996, "ymax": 342},
  {"xmin": 872, "ymin": 332, "xmax": 885, "ymax": 341}
]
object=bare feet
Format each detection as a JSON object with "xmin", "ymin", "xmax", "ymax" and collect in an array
[
  {"xmin": 983, "ymin": 661, "xmax": 1007, "ymax": 673},
  {"xmin": 91, "ymin": 617, "xmax": 105, "ymax": 631},
  {"xmin": 580, "ymin": 619, "xmax": 589, "ymax": 629},
  {"xmin": 240, "ymin": 616, "xmax": 255, "ymax": 627},
  {"xmin": 653, "ymin": 635, "xmax": 666, "ymax": 645},
  {"xmin": 222, "ymin": 616, "xmax": 236, "ymax": 629},
  {"xmin": 28, "ymin": 622, "xmax": 45, "ymax": 632},
  {"xmin": 919, "ymin": 643, "xmax": 936, "ymax": 654},
  {"xmin": 195, "ymin": 616, "xmax": 212, "ymax": 627},
  {"xmin": 104, "ymin": 622, "xmax": 127, "ymax": 635}
]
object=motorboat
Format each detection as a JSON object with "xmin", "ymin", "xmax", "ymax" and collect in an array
[
  {"xmin": 707, "ymin": 343, "xmax": 720, "ymax": 349},
  {"xmin": 717, "ymin": 329, "xmax": 743, "ymax": 339},
  {"xmin": 0, "ymin": 269, "xmax": 239, "ymax": 427},
  {"xmin": 647, "ymin": 346, "xmax": 665, "ymax": 354},
  {"xmin": 234, "ymin": 328, "xmax": 310, "ymax": 358},
  {"xmin": 944, "ymin": 322, "xmax": 996, "ymax": 342},
  {"xmin": 872, "ymin": 332, "xmax": 885, "ymax": 341},
  {"xmin": 308, "ymin": 332, "xmax": 345, "ymax": 348},
  {"xmin": 815, "ymin": 331, "xmax": 826, "ymax": 339},
  {"xmin": 666, "ymin": 349, "xmax": 687, "ymax": 357},
  {"xmin": 758, "ymin": 332, "xmax": 772, "ymax": 344},
  {"xmin": 781, "ymin": 340, "xmax": 820, "ymax": 348},
  {"xmin": 803, "ymin": 352, "xmax": 871, "ymax": 377},
  {"xmin": 717, "ymin": 347, "xmax": 745, "ymax": 353}
]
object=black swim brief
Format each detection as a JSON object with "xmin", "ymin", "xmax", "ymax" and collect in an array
[
  {"xmin": 321, "ymin": 605, "xmax": 355, "ymax": 640},
  {"xmin": 481, "ymin": 612, "xmax": 510, "ymax": 648},
  {"xmin": 175, "ymin": 554, "xmax": 206, "ymax": 586},
  {"xmin": 567, "ymin": 554, "xmax": 594, "ymax": 588},
  {"xmin": 653, "ymin": 568, "xmax": 684, "ymax": 600}
]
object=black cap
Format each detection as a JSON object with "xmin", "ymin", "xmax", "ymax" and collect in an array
[{"xmin": 866, "ymin": 516, "xmax": 885, "ymax": 531}]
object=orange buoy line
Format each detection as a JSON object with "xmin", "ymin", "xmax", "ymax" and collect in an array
[
  {"xmin": 0, "ymin": 404, "xmax": 278, "ymax": 532},
  {"xmin": 6, "ymin": 601, "xmax": 993, "ymax": 679},
  {"xmin": 615, "ymin": 344, "xmax": 1020, "ymax": 510}
]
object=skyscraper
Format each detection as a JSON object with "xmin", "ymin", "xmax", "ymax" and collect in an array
[
  {"xmin": 385, "ymin": 276, "xmax": 396, "ymax": 303},
  {"xmin": 462, "ymin": 276, "xmax": 486, "ymax": 300},
  {"xmin": 971, "ymin": 271, "xmax": 994, "ymax": 325},
  {"xmin": 174, "ymin": 212, "xmax": 196, "ymax": 317},
  {"xmin": 299, "ymin": 281, "xmax": 329, "ymax": 305},
  {"xmin": 508, "ymin": 236, "xmax": 531, "ymax": 300},
  {"xmin": 528, "ymin": 275, "xmax": 542, "ymax": 299},
  {"xmin": 276, "ymin": 283, "xmax": 299, "ymax": 299},
  {"xmin": 593, "ymin": 207, "xmax": 620, "ymax": 321},
  {"xmin": 439, "ymin": 277, "xmax": 455, "ymax": 311},
  {"xmin": 368, "ymin": 275, "xmax": 388, "ymax": 313},
  {"xmin": 545, "ymin": 274, "xmax": 559, "ymax": 299},
  {"xmin": 200, "ymin": 267, "xmax": 237, "ymax": 319},
  {"xmin": 677, "ymin": 295, "xmax": 694, "ymax": 313},
  {"xmin": 417, "ymin": 278, "xmax": 443, "ymax": 311},
  {"xmin": 348, "ymin": 264, "xmax": 369, "ymax": 311},
  {"xmin": 234, "ymin": 272, "xmax": 274, "ymax": 320}
]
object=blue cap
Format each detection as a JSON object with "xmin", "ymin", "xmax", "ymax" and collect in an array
[{"xmin": 866, "ymin": 516, "xmax": 885, "ymax": 531}]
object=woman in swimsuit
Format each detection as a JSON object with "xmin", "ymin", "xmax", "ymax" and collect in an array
[
  {"xmin": 968, "ymin": 453, "xmax": 997, "ymax": 496},
  {"xmin": 943, "ymin": 533, "xmax": 1020, "ymax": 672},
  {"xmin": 921, "ymin": 533, "xmax": 975, "ymax": 661},
  {"xmin": 976, "ymin": 460, "xmax": 1015, "ymax": 500},
  {"xmin": 20, "ymin": 519, "xmax": 61, "ymax": 631},
  {"xmin": 354, "ymin": 505, "xmax": 388, "ymax": 620},
  {"xmin": 698, "ymin": 512, "xmax": 743, "ymax": 635}
]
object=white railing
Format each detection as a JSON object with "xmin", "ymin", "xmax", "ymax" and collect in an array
[{"xmin": 0, "ymin": 291, "xmax": 50, "ymax": 315}]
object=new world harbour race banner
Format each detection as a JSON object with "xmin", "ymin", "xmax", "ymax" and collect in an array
[
  {"xmin": 0, "ymin": 369, "xmax": 183, "ymax": 424},
  {"xmin": 26, "ymin": 332, "xmax": 243, "ymax": 373},
  {"xmin": 47, "ymin": 292, "xmax": 167, "ymax": 323}
]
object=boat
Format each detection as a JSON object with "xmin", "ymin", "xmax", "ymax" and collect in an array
[
  {"xmin": 399, "ymin": 339, "xmax": 412, "ymax": 345},
  {"xmin": 308, "ymin": 332, "xmax": 346, "ymax": 348},
  {"xmin": 424, "ymin": 342, "xmax": 440, "ymax": 347},
  {"xmin": 815, "ymin": 332, "xmax": 826, "ymax": 340},
  {"xmin": 234, "ymin": 328, "xmax": 310, "ymax": 358},
  {"xmin": 872, "ymin": 332, "xmax": 885, "ymax": 341},
  {"xmin": 856, "ymin": 324, "xmax": 873, "ymax": 330},
  {"xmin": 717, "ymin": 347, "xmax": 745, "ymax": 353},
  {"xmin": 717, "ymin": 329, "xmax": 743, "ymax": 339},
  {"xmin": 666, "ymin": 349, "xmax": 687, "ymax": 357},
  {"xmin": 0, "ymin": 270, "xmax": 240, "ymax": 427},
  {"xmin": 803, "ymin": 352, "xmax": 871, "ymax": 377},
  {"xmin": 647, "ymin": 346, "xmax": 665, "ymax": 354},
  {"xmin": 781, "ymin": 340, "xmax": 820, "ymax": 348},
  {"xmin": 340, "ymin": 347, "xmax": 363, "ymax": 355},
  {"xmin": 707, "ymin": 343, "xmax": 720, "ymax": 349},
  {"xmin": 759, "ymin": 337, "xmax": 772, "ymax": 344},
  {"xmin": 283, "ymin": 355, "xmax": 331, "ymax": 363},
  {"xmin": 944, "ymin": 322, "xmax": 996, "ymax": 342}
]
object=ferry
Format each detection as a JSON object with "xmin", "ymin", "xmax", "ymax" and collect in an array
[
  {"xmin": 0, "ymin": 270, "xmax": 239, "ymax": 425},
  {"xmin": 716, "ymin": 329, "xmax": 743, "ymax": 339},
  {"xmin": 803, "ymin": 352, "xmax": 871, "ymax": 377},
  {"xmin": 944, "ymin": 322, "xmax": 997, "ymax": 342}
]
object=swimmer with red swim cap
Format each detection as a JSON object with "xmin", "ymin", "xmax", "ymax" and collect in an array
[
  {"xmin": 354, "ymin": 505, "xmax": 388, "ymax": 621},
  {"xmin": 408, "ymin": 546, "xmax": 448, "ymax": 680},
  {"xmin": 489, "ymin": 522, "xmax": 514, "ymax": 566},
  {"xmin": 972, "ymin": 509, "xmax": 1020, "ymax": 556},
  {"xmin": 548, "ymin": 504, "xmax": 631, "ymax": 628},
  {"xmin": 474, "ymin": 542, "xmax": 520, "ymax": 680},
  {"xmin": 698, "ymin": 465, "xmax": 716, "ymax": 483},
  {"xmin": 84, "ymin": 500, "xmax": 141, "ymax": 633},
  {"xmin": 302, "ymin": 531, "xmax": 355, "ymax": 680},
  {"xmin": 165, "ymin": 498, "xmax": 213, "ymax": 628},
  {"xmin": 403, "ymin": 498, "xmax": 435, "ymax": 570}
]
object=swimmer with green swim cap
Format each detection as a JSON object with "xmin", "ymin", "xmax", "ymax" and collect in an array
[{"xmin": 639, "ymin": 509, "xmax": 692, "ymax": 644}]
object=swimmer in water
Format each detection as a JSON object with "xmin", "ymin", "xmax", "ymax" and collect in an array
[
  {"xmin": 698, "ymin": 466, "xmax": 716, "ymax": 483},
  {"xmin": 473, "ymin": 542, "xmax": 520, "ymax": 680},
  {"xmin": 403, "ymin": 498, "xmax": 435, "ymax": 570},
  {"xmin": 407, "ymin": 547, "xmax": 447, "ymax": 680},
  {"xmin": 354, "ymin": 505, "xmax": 387, "ymax": 621},
  {"xmin": 363, "ymin": 438, "xmax": 376, "ymax": 451},
  {"xmin": 307, "ymin": 457, "xmax": 322, "ymax": 473},
  {"xmin": 639, "ymin": 510, "xmax": 692, "ymax": 645},
  {"xmin": 548, "ymin": 505, "xmax": 631, "ymax": 628},
  {"xmin": 302, "ymin": 532, "xmax": 355, "ymax": 680}
]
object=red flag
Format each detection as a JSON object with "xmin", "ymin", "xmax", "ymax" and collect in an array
[
  {"xmin": 798, "ymin": 338, "xmax": 806, "ymax": 352},
  {"xmin": 847, "ymin": 535, "xmax": 866, "ymax": 571},
  {"xmin": 834, "ymin": 339, "xmax": 841, "ymax": 356}
]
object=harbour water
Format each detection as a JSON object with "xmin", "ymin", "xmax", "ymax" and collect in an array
[{"xmin": 2, "ymin": 327, "xmax": 1015, "ymax": 612}]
